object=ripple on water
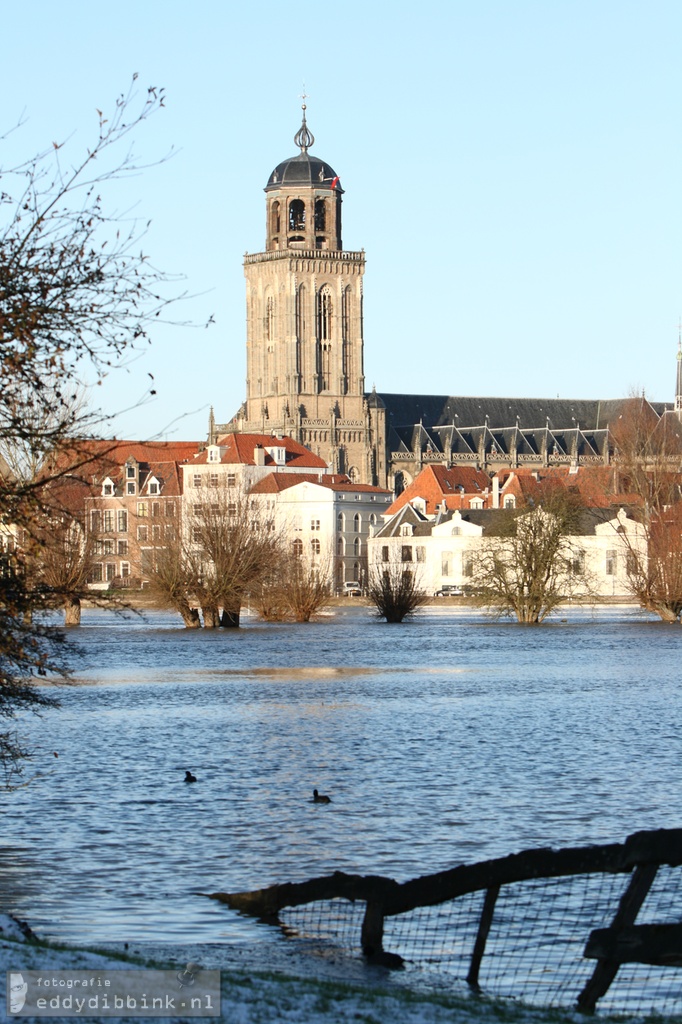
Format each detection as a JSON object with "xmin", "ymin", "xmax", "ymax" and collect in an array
[{"xmin": 2, "ymin": 606, "xmax": 682, "ymax": 949}]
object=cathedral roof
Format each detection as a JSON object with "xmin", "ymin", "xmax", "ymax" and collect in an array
[{"xmin": 378, "ymin": 394, "xmax": 665, "ymax": 433}]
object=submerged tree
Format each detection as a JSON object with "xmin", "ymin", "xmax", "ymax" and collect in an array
[
  {"xmin": 367, "ymin": 557, "xmax": 428, "ymax": 623},
  {"xmin": 471, "ymin": 487, "xmax": 587, "ymax": 624},
  {"xmin": 143, "ymin": 484, "xmax": 280, "ymax": 628},
  {"xmin": 0, "ymin": 78, "xmax": 185, "ymax": 773},
  {"xmin": 141, "ymin": 528, "xmax": 201, "ymax": 628},
  {"xmin": 610, "ymin": 397, "xmax": 682, "ymax": 621},
  {"xmin": 256, "ymin": 536, "xmax": 329, "ymax": 622},
  {"xmin": 623, "ymin": 503, "xmax": 682, "ymax": 622}
]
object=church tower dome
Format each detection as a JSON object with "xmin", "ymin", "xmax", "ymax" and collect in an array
[{"xmin": 264, "ymin": 105, "xmax": 343, "ymax": 251}]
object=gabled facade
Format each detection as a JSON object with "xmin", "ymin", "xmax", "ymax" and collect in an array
[{"xmin": 179, "ymin": 433, "xmax": 330, "ymax": 540}]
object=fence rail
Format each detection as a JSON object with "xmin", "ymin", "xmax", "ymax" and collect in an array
[{"xmin": 209, "ymin": 828, "xmax": 682, "ymax": 1016}]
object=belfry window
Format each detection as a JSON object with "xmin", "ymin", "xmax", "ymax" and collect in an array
[
  {"xmin": 315, "ymin": 199, "xmax": 326, "ymax": 232},
  {"xmin": 270, "ymin": 200, "xmax": 280, "ymax": 235},
  {"xmin": 342, "ymin": 286, "xmax": 352, "ymax": 384},
  {"xmin": 289, "ymin": 199, "xmax": 305, "ymax": 231}
]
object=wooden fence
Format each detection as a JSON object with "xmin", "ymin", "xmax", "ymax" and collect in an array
[{"xmin": 209, "ymin": 827, "xmax": 682, "ymax": 1014}]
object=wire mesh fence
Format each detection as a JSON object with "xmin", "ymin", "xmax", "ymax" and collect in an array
[{"xmin": 212, "ymin": 829, "xmax": 682, "ymax": 1017}]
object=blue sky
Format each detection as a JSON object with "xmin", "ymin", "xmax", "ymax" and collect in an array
[{"xmin": 2, "ymin": 0, "xmax": 681, "ymax": 440}]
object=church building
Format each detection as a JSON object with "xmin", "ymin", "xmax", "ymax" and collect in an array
[{"xmin": 216, "ymin": 110, "xmax": 672, "ymax": 494}]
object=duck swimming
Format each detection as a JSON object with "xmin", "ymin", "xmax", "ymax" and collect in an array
[
  {"xmin": 313, "ymin": 788, "xmax": 331, "ymax": 804},
  {"xmin": 185, "ymin": 771, "xmax": 197, "ymax": 783}
]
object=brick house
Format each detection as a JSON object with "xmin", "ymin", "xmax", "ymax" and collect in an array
[{"xmin": 81, "ymin": 441, "xmax": 200, "ymax": 587}]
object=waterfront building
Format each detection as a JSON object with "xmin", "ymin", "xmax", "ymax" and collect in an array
[
  {"xmin": 81, "ymin": 441, "xmax": 199, "ymax": 588},
  {"xmin": 368, "ymin": 502, "xmax": 646, "ymax": 600}
]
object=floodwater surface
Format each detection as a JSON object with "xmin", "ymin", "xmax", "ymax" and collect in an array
[{"xmin": 1, "ymin": 605, "xmax": 680, "ymax": 959}]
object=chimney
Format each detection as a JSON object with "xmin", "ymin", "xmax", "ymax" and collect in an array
[
  {"xmin": 254, "ymin": 445, "xmax": 265, "ymax": 467},
  {"xmin": 492, "ymin": 476, "xmax": 500, "ymax": 509}
]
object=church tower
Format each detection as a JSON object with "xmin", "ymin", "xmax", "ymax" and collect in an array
[{"xmin": 232, "ymin": 107, "xmax": 383, "ymax": 483}]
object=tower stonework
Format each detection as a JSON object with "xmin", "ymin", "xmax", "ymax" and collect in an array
[{"xmin": 226, "ymin": 108, "xmax": 386, "ymax": 485}]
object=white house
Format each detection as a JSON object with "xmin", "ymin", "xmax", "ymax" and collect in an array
[
  {"xmin": 368, "ymin": 503, "xmax": 647, "ymax": 600},
  {"xmin": 249, "ymin": 473, "xmax": 393, "ymax": 588}
]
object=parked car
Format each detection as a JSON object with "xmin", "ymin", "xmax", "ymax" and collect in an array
[
  {"xmin": 434, "ymin": 585, "xmax": 463, "ymax": 597},
  {"xmin": 342, "ymin": 581, "xmax": 362, "ymax": 597}
]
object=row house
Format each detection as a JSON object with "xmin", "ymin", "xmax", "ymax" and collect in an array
[
  {"xmin": 180, "ymin": 432, "xmax": 331, "ymax": 493},
  {"xmin": 369, "ymin": 503, "xmax": 646, "ymax": 600},
  {"xmin": 83, "ymin": 434, "xmax": 336, "ymax": 587},
  {"xmin": 83, "ymin": 441, "xmax": 200, "ymax": 588},
  {"xmin": 178, "ymin": 433, "xmax": 332, "ymax": 554}
]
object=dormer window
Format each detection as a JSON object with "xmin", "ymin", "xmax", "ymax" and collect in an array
[
  {"xmin": 470, "ymin": 497, "xmax": 484, "ymax": 509},
  {"xmin": 147, "ymin": 477, "xmax": 160, "ymax": 495},
  {"xmin": 400, "ymin": 524, "xmax": 413, "ymax": 537},
  {"xmin": 265, "ymin": 446, "xmax": 286, "ymax": 466},
  {"xmin": 101, "ymin": 478, "xmax": 115, "ymax": 497},
  {"xmin": 207, "ymin": 445, "xmax": 220, "ymax": 463}
]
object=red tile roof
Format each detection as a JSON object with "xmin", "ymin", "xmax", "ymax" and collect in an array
[
  {"xmin": 497, "ymin": 466, "xmax": 638, "ymax": 508},
  {"xmin": 189, "ymin": 433, "xmax": 328, "ymax": 470},
  {"xmin": 249, "ymin": 472, "xmax": 391, "ymax": 496},
  {"xmin": 44, "ymin": 440, "xmax": 201, "ymax": 498},
  {"xmin": 387, "ymin": 464, "xmax": 492, "ymax": 515}
]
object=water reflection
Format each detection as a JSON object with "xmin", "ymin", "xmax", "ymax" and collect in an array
[{"xmin": 1, "ymin": 606, "xmax": 681, "ymax": 953}]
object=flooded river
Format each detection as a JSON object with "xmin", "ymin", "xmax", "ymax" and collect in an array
[{"xmin": 1, "ymin": 605, "xmax": 680, "ymax": 960}]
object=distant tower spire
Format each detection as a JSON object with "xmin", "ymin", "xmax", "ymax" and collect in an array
[
  {"xmin": 671, "ymin": 319, "xmax": 675, "ymax": 415},
  {"xmin": 294, "ymin": 94, "xmax": 315, "ymax": 153}
]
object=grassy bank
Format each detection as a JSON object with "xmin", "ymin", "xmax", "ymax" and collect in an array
[{"xmin": 0, "ymin": 916, "xmax": 620, "ymax": 1024}]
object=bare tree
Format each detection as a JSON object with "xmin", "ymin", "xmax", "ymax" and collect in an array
[
  {"xmin": 274, "ymin": 540, "xmax": 333, "ymax": 622},
  {"xmin": 610, "ymin": 396, "xmax": 682, "ymax": 511},
  {"xmin": 140, "ymin": 524, "xmax": 201, "ymax": 628},
  {"xmin": 0, "ymin": 78, "xmax": 188, "ymax": 773},
  {"xmin": 367, "ymin": 557, "xmax": 428, "ymax": 623},
  {"xmin": 35, "ymin": 516, "xmax": 95, "ymax": 626},
  {"xmin": 144, "ymin": 484, "xmax": 280, "ymax": 628},
  {"xmin": 471, "ymin": 488, "xmax": 587, "ymax": 624},
  {"xmin": 623, "ymin": 503, "xmax": 682, "ymax": 622},
  {"xmin": 610, "ymin": 397, "xmax": 682, "ymax": 621}
]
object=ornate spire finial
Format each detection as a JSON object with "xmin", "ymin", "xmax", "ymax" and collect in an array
[{"xmin": 294, "ymin": 89, "xmax": 315, "ymax": 153}]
